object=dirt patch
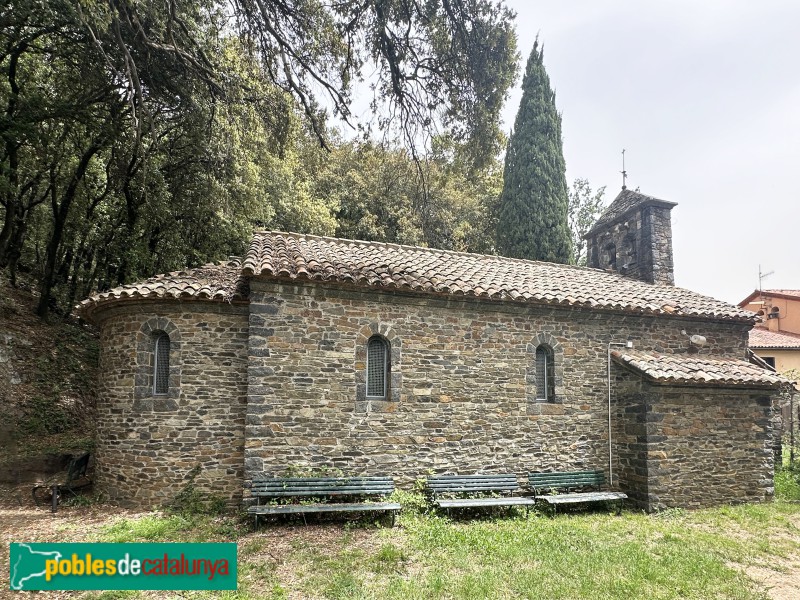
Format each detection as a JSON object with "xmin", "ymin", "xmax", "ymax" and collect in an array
[
  {"xmin": 0, "ymin": 485, "xmax": 145, "ymax": 599},
  {"xmin": 751, "ymin": 512, "xmax": 800, "ymax": 600},
  {"xmin": 740, "ymin": 563, "xmax": 800, "ymax": 600}
]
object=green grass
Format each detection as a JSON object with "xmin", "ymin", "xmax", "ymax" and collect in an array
[
  {"xmin": 776, "ymin": 464, "xmax": 800, "ymax": 501},
  {"xmin": 78, "ymin": 481, "xmax": 800, "ymax": 600},
  {"xmin": 95, "ymin": 513, "xmax": 245, "ymax": 544}
]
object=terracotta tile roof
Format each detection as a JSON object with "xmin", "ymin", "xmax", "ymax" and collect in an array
[
  {"xmin": 585, "ymin": 188, "xmax": 677, "ymax": 238},
  {"xmin": 739, "ymin": 289, "xmax": 800, "ymax": 306},
  {"xmin": 241, "ymin": 231, "xmax": 753, "ymax": 321},
  {"xmin": 763, "ymin": 290, "xmax": 800, "ymax": 299},
  {"xmin": 749, "ymin": 327, "xmax": 800, "ymax": 349},
  {"xmin": 611, "ymin": 350, "xmax": 788, "ymax": 388},
  {"xmin": 77, "ymin": 260, "xmax": 249, "ymax": 319}
]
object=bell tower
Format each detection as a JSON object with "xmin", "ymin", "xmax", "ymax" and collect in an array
[{"xmin": 584, "ymin": 189, "xmax": 677, "ymax": 285}]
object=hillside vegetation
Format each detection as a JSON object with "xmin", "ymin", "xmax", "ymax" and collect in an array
[{"xmin": 0, "ymin": 277, "xmax": 97, "ymax": 478}]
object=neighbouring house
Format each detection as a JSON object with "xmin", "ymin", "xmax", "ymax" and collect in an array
[
  {"xmin": 78, "ymin": 189, "xmax": 788, "ymax": 512},
  {"xmin": 739, "ymin": 290, "xmax": 800, "ymax": 456},
  {"xmin": 739, "ymin": 290, "xmax": 800, "ymax": 377}
]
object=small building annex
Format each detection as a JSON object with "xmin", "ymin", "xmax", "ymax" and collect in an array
[{"xmin": 78, "ymin": 189, "xmax": 786, "ymax": 512}]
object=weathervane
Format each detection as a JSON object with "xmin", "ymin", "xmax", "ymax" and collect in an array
[{"xmin": 621, "ymin": 149, "xmax": 627, "ymax": 190}]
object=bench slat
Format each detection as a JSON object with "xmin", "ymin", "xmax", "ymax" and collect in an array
[
  {"xmin": 529, "ymin": 477, "xmax": 604, "ymax": 484},
  {"xmin": 426, "ymin": 474, "xmax": 518, "ymax": 480},
  {"xmin": 529, "ymin": 474, "xmax": 604, "ymax": 480},
  {"xmin": 426, "ymin": 482, "xmax": 518, "ymax": 490},
  {"xmin": 248, "ymin": 502, "xmax": 401, "ymax": 515},
  {"xmin": 425, "ymin": 474, "xmax": 532, "ymax": 515},
  {"xmin": 539, "ymin": 492, "xmax": 627, "ymax": 505},
  {"xmin": 252, "ymin": 483, "xmax": 394, "ymax": 489},
  {"xmin": 426, "ymin": 474, "xmax": 519, "ymax": 493},
  {"xmin": 436, "ymin": 497, "xmax": 537, "ymax": 509},
  {"xmin": 427, "ymin": 475, "xmax": 517, "ymax": 479},
  {"xmin": 528, "ymin": 470, "xmax": 606, "ymax": 490},
  {"xmin": 253, "ymin": 489, "xmax": 392, "ymax": 498},
  {"xmin": 251, "ymin": 483, "xmax": 394, "ymax": 490},
  {"xmin": 251, "ymin": 476, "xmax": 394, "ymax": 498},
  {"xmin": 253, "ymin": 477, "xmax": 392, "ymax": 485}
]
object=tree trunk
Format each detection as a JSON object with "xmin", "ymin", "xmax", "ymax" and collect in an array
[
  {"xmin": 0, "ymin": 43, "xmax": 26, "ymax": 274},
  {"xmin": 37, "ymin": 140, "xmax": 103, "ymax": 318}
]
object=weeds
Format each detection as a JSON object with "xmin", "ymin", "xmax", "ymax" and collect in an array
[
  {"xmin": 167, "ymin": 465, "xmax": 229, "ymax": 516},
  {"xmin": 776, "ymin": 466, "xmax": 800, "ymax": 501},
  {"xmin": 282, "ymin": 464, "xmax": 345, "ymax": 478}
]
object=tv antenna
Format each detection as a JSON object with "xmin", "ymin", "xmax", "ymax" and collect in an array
[
  {"xmin": 621, "ymin": 149, "xmax": 627, "ymax": 190},
  {"xmin": 758, "ymin": 264, "xmax": 774, "ymax": 291}
]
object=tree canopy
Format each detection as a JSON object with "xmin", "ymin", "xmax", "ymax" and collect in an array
[
  {"xmin": 568, "ymin": 179, "xmax": 606, "ymax": 266},
  {"xmin": 1, "ymin": 0, "xmax": 519, "ymax": 317},
  {"xmin": 495, "ymin": 40, "xmax": 572, "ymax": 263}
]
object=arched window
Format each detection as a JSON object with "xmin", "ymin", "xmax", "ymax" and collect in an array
[
  {"xmin": 366, "ymin": 336, "xmax": 389, "ymax": 399},
  {"xmin": 604, "ymin": 243, "xmax": 617, "ymax": 270},
  {"xmin": 535, "ymin": 345, "xmax": 555, "ymax": 402},
  {"xmin": 153, "ymin": 332, "xmax": 170, "ymax": 395}
]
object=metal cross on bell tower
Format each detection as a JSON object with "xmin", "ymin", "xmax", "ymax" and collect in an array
[{"xmin": 621, "ymin": 148, "xmax": 628, "ymax": 190}]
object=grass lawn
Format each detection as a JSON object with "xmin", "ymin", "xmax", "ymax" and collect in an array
[{"xmin": 74, "ymin": 469, "xmax": 800, "ymax": 600}]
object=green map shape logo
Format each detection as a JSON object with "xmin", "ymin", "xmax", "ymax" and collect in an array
[
  {"xmin": 9, "ymin": 543, "xmax": 237, "ymax": 591},
  {"xmin": 10, "ymin": 543, "xmax": 63, "ymax": 590}
]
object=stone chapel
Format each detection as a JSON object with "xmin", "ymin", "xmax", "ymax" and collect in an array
[{"xmin": 78, "ymin": 189, "xmax": 787, "ymax": 511}]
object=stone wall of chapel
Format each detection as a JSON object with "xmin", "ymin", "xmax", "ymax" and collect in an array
[
  {"xmin": 244, "ymin": 280, "xmax": 751, "ymax": 496},
  {"xmin": 613, "ymin": 371, "xmax": 774, "ymax": 511},
  {"xmin": 93, "ymin": 301, "xmax": 248, "ymax": 507},
  {"xmin": 89, "ymin": 281, "xmax": 768, "ymax": 511}
]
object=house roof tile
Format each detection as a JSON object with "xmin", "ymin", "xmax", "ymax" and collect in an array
[
  {"xmin": 240, "ymin": 231, "xmax": 753, "ymax": 321},
  {"xmin": 611, "ymin": 350, "xmax": 787, "ymax": 388},
  {"xmin": 749, "ymin": 327, "xmax": 800, "ymax": 349},
  {"xmin": 762, "ymin": 289, "xmax": 800, "ymax": 299},
  {"xmin": 739, "ymin": 289, "xmax": 800, "ymax": 306}
]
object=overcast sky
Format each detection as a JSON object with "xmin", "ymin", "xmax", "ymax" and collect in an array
[{"xmin": 502, "ymin": 0, "xmax": 799, "ymax": 304}]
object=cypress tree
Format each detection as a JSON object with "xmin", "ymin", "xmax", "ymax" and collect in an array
[{"xmin": 496, "ymin": 40, "xmax": 572, "ymax": 263}]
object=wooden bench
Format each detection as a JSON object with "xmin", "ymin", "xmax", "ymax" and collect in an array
[
  {"xmin": 247, "ymin": 476, "xmax": 401, "ymax": 527},
  {"xmin": 425, "ymin": 474, "xmax": 536, "ymax": 515},
  {"xmin": 32, "ymin": 452, "xmax": 92, "ymax": 512},
  {"xmin": 528, "ymin": 470, "xmax": 627, "ymax": 514}
]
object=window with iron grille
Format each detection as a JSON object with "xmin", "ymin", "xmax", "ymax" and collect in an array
[
  {"xmin": 153, "ymin": 333, "xmax": 170, "ymax": 395},
  {"xmin": 366, "ymin": 336, "xmax": 388, "ymax": 399},
  {"xmin": 535, "ymin": 345, "xmax": 555, "ymax": 402}
]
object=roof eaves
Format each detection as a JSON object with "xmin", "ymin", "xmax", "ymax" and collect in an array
[{"xmin": 611, "ymin": 351, "xmax": 787, "ymax": 389}]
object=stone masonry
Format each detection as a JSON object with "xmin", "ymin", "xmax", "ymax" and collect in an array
[
  {"xmin": 93, "ymin": 301, "xmax": 248, "ymax": 507},
  {"xmin": 243, "ymin": 278, "xmax": 753, "ymax": 508},
  {"xmin": 613, "ymin": 373, "xmax": 774, "ymax": 510},
  {"xmin": 586, "ymin": 189, "xmax": 676, "ymax": 285}
]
